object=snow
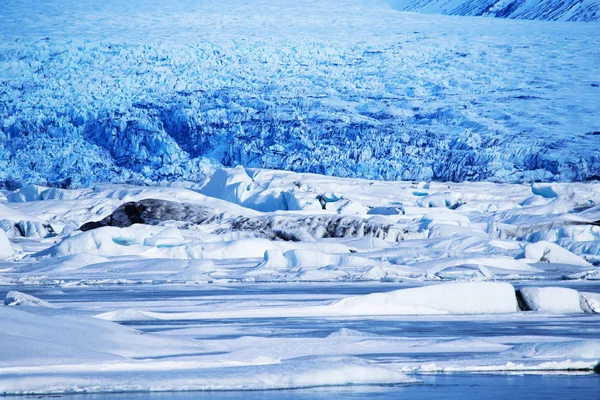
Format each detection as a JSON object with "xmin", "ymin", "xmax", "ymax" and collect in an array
[
  {"xmin": 521, "ymin": 241, "xmax": 592, "ymax": 267},
  {"xmin": 4, "ymin": 291, "xmax": 57, "ymax": 307},
  {"xmin": 143, "ymin": 227, "xmax": 186, "ymax": 247},
  {"xmin": 579, "ymin": 292, "xmax": 600, "ymax": 313},
  {"xmin": 0, "ymin": 230, "xmax": 13, "ymax": 259},
  {"xmin": 0, "ymin": 357, "xmax": 416, "ymax": 395},
  {"xmin": 518, "ymin": 287, "xmax": 584, "ymax": 313},
  {"xmin": 332, "ymin": 282, "xmax": 519, "ymax": 315},
  {"xmin": 95, "ymin": 282, "xmax": 520, "ymax": 319}
]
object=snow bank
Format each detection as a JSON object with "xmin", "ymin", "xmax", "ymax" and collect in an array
[
  {"xmin": 6, "ymin": 185, "xmax": 47, "ymax": 202},
  {"xmin": 525, "ymin": 225, "xmax": 600, "ymax": 243},
  {"xmin": 38, "ymin": 227, "xmax": 147, "ymax": 257},
  {"xmin": 40, "ymin": 228, "xmax": 351, "ymax": 261},
  {"xmin": 0, "ymin": 357, "xmax": 415, "ymax": 395},
  {"xmin": 579, "ymin": 292, "xmax": 600, "ymax": 313},
  {"xmin": 0, "ymin": 306, "xmax": 202, "ymax": 367},
  {"xmin": 6, "ymin": 185, "xmax": 83, "ymax": 202},
  {"xmin": 256, "ymin": 249, "xmax": 375, "ymax": 270},
  {"xmin": 143, "ymin": 227, "xmax": 185, "ymax": 247},
  {"xmin": 4, "ymin": 291, "xmax": 56, "ymax": 307},
  {"xmin": 332, "ymin": 282, "xmax": 519, "ymax": 315},
  {"xmin": 0, "ymin": 229, "xmax": 13, "ymax": 258},
  {"xmin": 196, "ymin": 239, "xmax": 351, "ymax": 260},
  {"xmin": 517, "ymin": 287, "xmax": 584, "ymax": 313},
  {"xmin": 417, "ymin": 192, "xmax": 463, "ymax": 209},
  {"xmin": 521, "ymin": 241, "xmax": 591, "ymax": 267},
  {"xmin": 96, "ymin": 308, "xmax": 155, "ymax": 322},
  {"xmin": 504, "ymin": 340, "xmax": 600, "ymax": 359},
  {"xmin": 200, "ymin": 167, "xmax": 291, "ymax": 212}
]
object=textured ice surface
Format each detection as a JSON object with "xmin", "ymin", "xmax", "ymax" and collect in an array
[
  {"xmin": 1, "ymin": 0, "xmax": 599, "ymax": 187},
  {"xmin": 3, "ymin": 170, "xmax": 600, "ymax": 284},
  {"xmin": 387, "ymin": 0, "xmax": 600, "ymax": 21}
]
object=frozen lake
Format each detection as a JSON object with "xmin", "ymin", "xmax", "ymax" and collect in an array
[
  {"xmin": 1, "ymin": 282, "xmax": 598, "ymax": 397},
  {"xmin": 1, "ymin": 374, "xmax": 598, "ymax": 400}
]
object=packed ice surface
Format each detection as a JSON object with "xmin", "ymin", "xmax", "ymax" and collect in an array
[
  {"xmin": 386, "ymin": 0, "xmax": 600, "ymax": 21},
  {"xmin": 1, "ymin": 0, "xmax": 599, "ymax": 187}
]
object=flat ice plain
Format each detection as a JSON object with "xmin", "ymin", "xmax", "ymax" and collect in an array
[{"xmin": 1, "ymin": 0, "xmax": 600, "ymax": 398}]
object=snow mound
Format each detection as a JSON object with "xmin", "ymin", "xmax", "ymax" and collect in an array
[
  {"xmin": 6, "ymin": 185, "xmax": 79, "ymax": 202},
  {"xmin": 332, "ymin": 282, "xmax": 519, "ymax": 315},
  {"xmin": 38, "ymin": 227, "xmax": 147, "ymax": 257},
  {"xmin": 579, "ymin": 292, "xmax": 600, "ymax": 313},
  {"xmin": 143, "ymin": 227, "xmax": 185, "ymax": 247},
  {"xmin": 0, "ymin": 357, "xmax": 415, "ymax": 395},
  {"xmin": 198, "ymin": 239, "xmax": 351, "ymax": 260},
  {"xmin": 327, "ymin": 328, "xmax": 374, "ymax": 338},
  {"xmin": 200, "ymin": 167, "xmax": 291, "ymax": 212},
  {"xmin": 504, "ymin": 340, "xmax": 600, "ymax": 359},
  {"xmin": 0, "ymin": 229, "xmax": 14, "ymax": 259},
  {"xmin": 4, "ymin": 291, "xmax": 57, "ymax": 308},
  {"xmin": 96, "ymin": 308, "xmax": 155, "ymax": 322},
  {"xmin": 0, "ymin": 306, "xmax": 202, "ymax": 367},
  {"xmin": 521, "ymin": 241, "xmax": 591, "ymax": 267},
  {"xmin": 417, "ymin": 192, "xmax": 463, "ymax": 209},
  {"xmin": 517, "ymin": 287, "xmax": 584, "ymax": 313},
  {"xmin": 343, "ymin": 237, "xmax": 392, "ymax": 250},
  {"xmin": 256, "ymin": 249, "xmax": 375, "ymax": 270},
  {"xmin": 15, "ymin": 220, "xmax": 54, "ymax": 238},
  {"xmin": 361, "ymin": 265, "xmax": 425, "ymax": 281}
]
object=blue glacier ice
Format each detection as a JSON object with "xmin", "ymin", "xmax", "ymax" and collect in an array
[
  {"xmin": 386, "ymin": 0, "xmax": 600, "ymax": 22},
  {"xmin": 1, "ymin": 0, "xmax": 599, "ymax": 187}
]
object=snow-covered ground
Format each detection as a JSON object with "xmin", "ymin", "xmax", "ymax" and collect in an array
[
  {"xmin": 1, "ymin": 169, "xmax": 600, "ymax": 394},
  {"xmin": 1, "ymin": 0, "xmax": 599, "ymax": 186}
]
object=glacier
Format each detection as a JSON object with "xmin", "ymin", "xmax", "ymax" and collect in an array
[
  {"xmin": 387, "ymin": 0, "xmax": 600, "ymax": 22},
  {"xmin": 2, "ymin": 1, "xmax": 600, "ymax": 397},
  {"xmin": 1, "ymin": 0, "xmax": 599, "ymax": 187}
]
